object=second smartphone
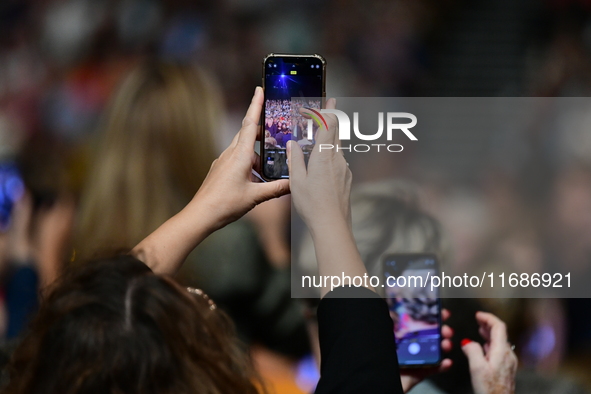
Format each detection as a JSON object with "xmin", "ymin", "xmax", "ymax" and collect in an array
[
  {"xmin": 260, "ymin": 53, "xmax": 326, "ymax": 181},
  {"xmin": 383, "ymin": 253, "xmax": 443, "ymax": 368}
]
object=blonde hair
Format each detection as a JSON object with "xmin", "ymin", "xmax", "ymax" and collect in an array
[{"xmin": 75, "ymin": 62, "xmax": 222, "ymax": 261}]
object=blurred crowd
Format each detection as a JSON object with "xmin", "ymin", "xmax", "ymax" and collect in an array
[
  {"xmin": 1, "ymin": 0, "xmax": 591, "ymax": 393},
  {"xmin": 264, "ymin": 99, "xmax": 321, "ymax": 148}
]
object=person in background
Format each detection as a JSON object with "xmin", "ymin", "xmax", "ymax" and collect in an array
[
  {"xmin": 266, "ymin": 117, "xmax": 278, "ymax": 137},
  {"xmin": 264, "ymin": 129, "xmax": 278, "ymax": 149},
  {"xmin": 75, "ymin": 62, "xmax": 220, "ymax": 257},
  {"xmin": 275, "ymin": 126, "xmax": 286, "ymax": 148},
  {"xmin": 0, "ymin": 194, "xmax": 38, "ymax": 341},
  {"xmin": 1, "ymin": 89, "xmax": 288, "ymax": 391},
  {"xmin": 0, "ymin": 132, "xmax": 75, "ymax": 342},
  {"xmin": 75, "ymin": 61, "xmax": 310, "ymax": 369}
]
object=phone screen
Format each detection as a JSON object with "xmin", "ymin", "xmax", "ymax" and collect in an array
[
  {"xmin": 383, "ymin": 254, "xmax": 442, "ymax": 367},
  {"xmin": 0, "ymin": 162, "xmax": 25, "ymax": 232},
  {"xmin": 262, "ymin": 54, "xmax": 324, "ymax": 180}
]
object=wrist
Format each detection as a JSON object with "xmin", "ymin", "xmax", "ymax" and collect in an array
[
  {"xmin": 185, "ymin": 194, "xmax": 221, "ymax": 237},
  {"xmin": 307, "ymin": 213, "xmax": 351, "ymax": 241},
  {"xmin": 132, "ymin": 195, "xmax": 222, "ymax": 275},
  {"xmin": 308, "ymin": 215, "xmax": 358, "ymax": 263}
]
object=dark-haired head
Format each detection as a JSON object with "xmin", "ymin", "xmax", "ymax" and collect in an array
[{"xmin": 2, "ymin": 255, "xmax": 260, "ymax": 394}]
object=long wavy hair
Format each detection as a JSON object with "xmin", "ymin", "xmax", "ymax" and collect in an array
[
  {"xmin": 75, "ymin": 61, "xmax": 221, "ymax": 261},
  {"xmin": 2, "ymin": 255, "xmax": 261, "ymax": 394}
]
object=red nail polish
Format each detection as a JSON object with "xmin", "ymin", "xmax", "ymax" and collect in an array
[{"xmin": 461, "ymin": 339, "xmax": 472, "ymax": 347}]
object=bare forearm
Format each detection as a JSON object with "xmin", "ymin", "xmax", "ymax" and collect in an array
[
  {"xmin": 310, "ymin": 218, "xmax": 373, "ymax": 297},
  {"xmin": 131, "ymin": 198, "xmax": 217, "ymax": 275}
]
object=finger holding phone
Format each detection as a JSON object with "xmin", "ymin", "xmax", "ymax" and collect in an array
[{"xmin": 462, "ymin": 312, "xmax": 518, "ymax": 394}]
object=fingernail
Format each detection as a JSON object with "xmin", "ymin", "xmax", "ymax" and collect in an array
[
  {"xmin": 255, "ymin": 86, "xmax": 261, "ymax": 96},
  {"xmin": 461, "ymin": 339, "xmax": 472, "ymax": 347},
  {"xmin": 286, "ymin": 140, "xmax": 292, "ymax": 152}
]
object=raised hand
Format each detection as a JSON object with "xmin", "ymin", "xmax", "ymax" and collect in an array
[{"xmin": 462, "ymin": 312, "xmax": 518, "ymax": 394}]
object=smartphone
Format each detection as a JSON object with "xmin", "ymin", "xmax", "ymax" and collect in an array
[
  {"xmin": 260, "ymin": 53, "xmax": 326, "ymax": 181},
  {"xmin": 383, "ymin": 253, "xmax": 442, "ymax": 367},
  {"xmin": 0, "ymin": 162, "xmax": 25, "ymax": 232}
]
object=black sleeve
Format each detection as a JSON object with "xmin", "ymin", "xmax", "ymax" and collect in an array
[{"xmin": 314, "ymin": 286, "xmax": 403, "ymax": 394}]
